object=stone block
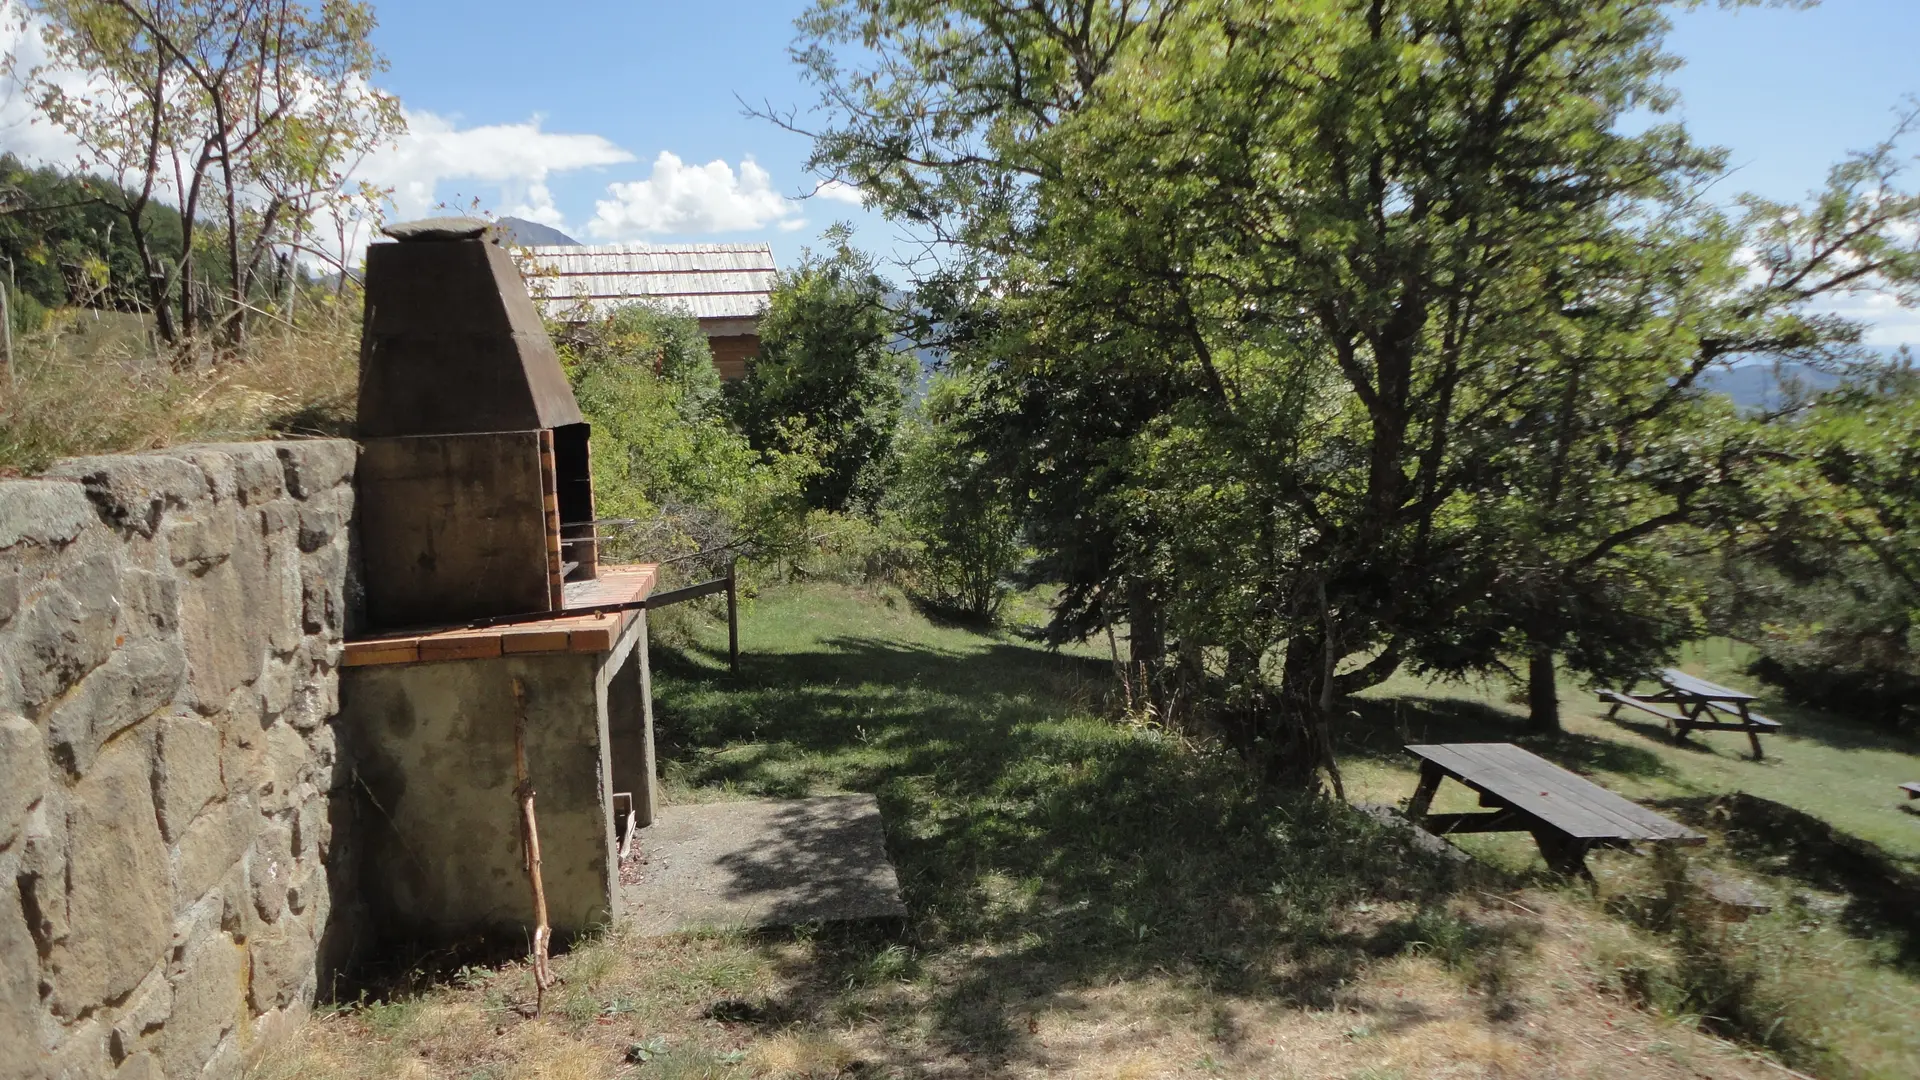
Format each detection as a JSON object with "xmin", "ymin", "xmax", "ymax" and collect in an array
[
  {"xmin": 12, "ymin": 555, "xmax": 121, "ymax": 710},
  {"xmin": 160, "ymin": 447, "xmax": 237, "ymax": 504},
  {"xmin": 44, "ymin": 454, "xmax": 204, "ymax": 538},
  {"xmin": 113, "ymin": 1053, "xmax": 163, "ymax": 1079},
  {"xmin": 47, "ymin": 637, "xmax": 185, "ymax": 775},
  {"xmin": 258, "ymin": 661, "xmax": 295, "ymax": 723},
  {"xmin": 249, "ymin": 822, "xmax": 295, "ymax": 925},
  {"xmin": 257, "ymin": 723, "xmax": 309, "ymax": 814},
  {"xmin": 155, "ymin": 713, "xmax": 224, "ymax": 842},
  {"xmin": 0, "ymin": 567, "xmax": 17, "ymax": 627},
  {"xmin": 257, "ymin": 500, "xmax": 297, "ymax": 537},
  {"xmin": 0, "ymin": 850, "xmax": 44, "ymax": 1080},
  {"xmin": 295, "ymin": 504, "xmax": 339, "ymax": 554},
  {"xmin": 247, "ymin": 921, "xmax": 315, "ymax": 1013},
  {"xmin": 218, "ymin": 687, "xmax": 267, "ymax": 788},
  {"xmin": 48, "ymin": 739, "xmax": 172, "ymax": 1017},
  {"xmin": 110, "ymin": 966, "xmax": 173, "ymax": 1062},
  {"xmin": 267, "ymin": 540, "xmax": 303, "ymax": 657},
  {"xmin": 42, "ymin": 1018, "xmax": 110, "ymax": 1080},
  {"xmin": 19, "ymin": 796, "xmax": 69, "ymax": 947},
  {"xmin": 277, "ymin": 441, "xmax": 356, "ymax": 500},
  {"xmin": 0, "ymin": 712, "xmax": 46, "ymax": 848},
  {"xmin": 177, "ymin": 558, "xmax": 263, "ymax": 713},
  {"xmin": 157, "ymin": 928, "xmax": 242, "ymax": 1080},
  {"xmin": 0, "ymin": 478, "xmax": 95, "ymax": 550},
  {"xmin": 172, "ymin": 797, "xmax": 254, "ymax": 909},
  {"xmin": 117, "ymin": 566, "xmax": 181, "ymax": 639},
  {"xmin": 184, "ymin": 442, "xmax": 285, "ymax": 505},
  {"xmin": 299, "ymin": 543, "xmax": 346, "ymax": 634},
  {"xmin": 163, "ymin": 500, "xmax": 237, "ymax": 572}
]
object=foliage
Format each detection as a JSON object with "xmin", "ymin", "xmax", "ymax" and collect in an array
[
  {"xmin": 555, "ymin": 303, "xmax": 814, "ymax": 568},
  {"xmin": 795, "ymin": 0, "xmax": 1920, "ymax": 776},
  {"xmin": 1736, "ymin": 361, "xmax": 1920, "ymax": 730},
  {"xmin": 13, "ymin": 0, "xmax": 405, "ymax": 350},
  {"xmin": 893, "ymin": 374, "xmax": 1024, "ymax": 618},
  {"xmin": 0, "ymin": 152, "xmax": 187, "ymax": 311},
  {"xmin": 731, "ymin": 229, "xmax": 911, "ymax": 513}
]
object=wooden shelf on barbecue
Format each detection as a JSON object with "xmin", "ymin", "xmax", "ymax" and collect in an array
[{"xmin": 342, "ymin": 564, "xmax": 657, "ymax": 667}]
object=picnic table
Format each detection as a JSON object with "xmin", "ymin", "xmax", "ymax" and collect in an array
[
  {"xmin": 1901, "ymin": 782, "xmax": 1920, "ymax": 801},
  {"xmin": 1403, "ymin": 742, "xmax": 1704, "ymax": 876},
  {"xmin": 1598, "ymin": 667, "xmax": 1782, "ymax": 760}
]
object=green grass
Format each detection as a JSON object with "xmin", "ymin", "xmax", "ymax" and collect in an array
[
  {"xmin": 1336, "ymin": 640, "xmax": 1920, "ymax": 875},
  {"xmin": 264, "ymin": 582, "xmax": 1920, "ymax": 1079},
  {"xmin": 652, "ymin": 583, "xmax": 1464, "ymax": 1052}
]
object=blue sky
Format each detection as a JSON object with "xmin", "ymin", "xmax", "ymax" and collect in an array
[{"xmin": 3, "ymin": 0, "xmax": 1917, "ymax": 340}]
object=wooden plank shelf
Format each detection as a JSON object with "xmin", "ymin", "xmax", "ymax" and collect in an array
[{"xmin": 344, "ymin": 564, "xmax": 657, "ymax": 667}]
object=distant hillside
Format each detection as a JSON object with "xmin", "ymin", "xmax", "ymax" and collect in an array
[
  {"xmin": 1699, "ymin": 363, "xmax": 1845, "ymax": 411},
  {"xmin": 495, "ymin": 216, "xmax": 580, "ymax": 247}
]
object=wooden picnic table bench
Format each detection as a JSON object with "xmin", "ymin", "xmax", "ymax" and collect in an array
[
  {"xmin": 1901, "ymin": 782, "xmax": 1920, "ymax": 801},
  {"xmin": 1403, "ymin": 742, "xmax": 1704, "ymax": 877},
  {"xmin": 1599, "ymin": 668, "xmax": 1781, "ymax": 760}
]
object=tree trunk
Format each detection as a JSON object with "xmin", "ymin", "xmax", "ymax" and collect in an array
[
  {"xmin": 1528, "ymin": 647, "xmax": 1561, "ymax": 734},
  {"xmin": 1127, "ymin": 577, "xmax": 1165, "ymax": 712}
]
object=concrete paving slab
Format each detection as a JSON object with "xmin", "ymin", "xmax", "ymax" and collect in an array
[{"xmin": 620, "ymin": 795, "xmax": 907, "ymax": 937}]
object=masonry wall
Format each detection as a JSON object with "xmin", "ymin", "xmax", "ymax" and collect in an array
[{"xmin": 0, "ymin": 440, "xmax": 359, "ymax": 1080}]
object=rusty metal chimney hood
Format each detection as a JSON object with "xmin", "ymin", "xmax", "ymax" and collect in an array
[
  {"xmin": 353, "ymin": 218, "xmax": 598, "ymax": 632},
  {"xmin": 357, "ymin": 217, "xmax": 582, "ymax": 437}
]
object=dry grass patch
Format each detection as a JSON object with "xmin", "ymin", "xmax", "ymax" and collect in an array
[{"xmin": 0, "ymin": 302, "xmax": 358, "ymax": 474}]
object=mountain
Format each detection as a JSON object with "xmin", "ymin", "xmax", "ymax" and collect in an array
[
  {"xmin": 1698, "ymin": 362, "xmax": 1845, "ymax": 411},
  {"xmin": 494, "ymin": 217, "xmax": 580, "ymax": 247}
]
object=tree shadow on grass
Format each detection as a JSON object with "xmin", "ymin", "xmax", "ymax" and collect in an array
[{"xmin": 648, "ymin": 635, "xmax": 1484, "ymax": 1067}]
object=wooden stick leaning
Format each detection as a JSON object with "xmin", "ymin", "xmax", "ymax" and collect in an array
[{"xmin": 511, "ymin": 677, "xmax": 556, "ymax": 1014}]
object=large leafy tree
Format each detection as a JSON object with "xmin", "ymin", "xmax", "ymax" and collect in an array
[
  {"xmin": 14, "ymin": 0, "xmax": 403, "ymax": 350},
  {"xmin": 796, "ymin": 0, "xmax": 1920, "ymax": 781},
  {"xmin": 733, "ymin": 231, "xmax": 912, "ymax": 513}
]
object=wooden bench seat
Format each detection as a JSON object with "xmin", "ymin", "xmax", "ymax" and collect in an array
[
  {"xmin": 1901, "ymin": 782, "xmax": 1920, "ymax": 800},
  {"xmin": 1599, "ymin": 690, "xmax": 1688, "ymax": 725},
  {"xmin": 1702, "ymin": 701, "xmax": 1782, "ymax": 731}
]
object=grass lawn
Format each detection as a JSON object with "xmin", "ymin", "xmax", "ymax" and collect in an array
[
  {"xmin": 263, "ymin": 583, "xmax": 1920, "ymax": 1080},
  {"xmin": 1336, "ymin": 638, "xmax": 1920, "ymax": 875}
]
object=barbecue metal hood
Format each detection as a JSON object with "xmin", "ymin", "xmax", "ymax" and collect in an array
[
  {"xmin": 357, "ymin": 219, "xmax": 583, "ymax": 438},
  {"xmin": 352, "ymin": 218, "xmax": 597, "ymax": 632}
]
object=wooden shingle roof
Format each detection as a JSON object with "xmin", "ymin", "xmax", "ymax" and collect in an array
[{"xmin": 517, "ymin": 242, "xmax": 776, "ymax": 323}]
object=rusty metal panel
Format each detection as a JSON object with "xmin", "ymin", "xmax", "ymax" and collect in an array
[
  {"xmin": 357, "ymin": 432, "xmax": 556, "ymax": 630},
  {"xmin": 359, "ymin": 239, "xmax": 584, "ymax": 438}
]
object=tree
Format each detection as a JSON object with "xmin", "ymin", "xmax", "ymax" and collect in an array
[
  {"xmin": 15, "ymin": 0, "xmax": 403, "ymax": 350},
  {"xmin": 732, "ymin": 229, "xmax": 912, "ymax": 513},
  {"xmin": 558, "ymin": 303, "xmax": 813, "ymax": 563},
  {"xmin": 795, "ymin": 0, "xmax": 1920, "ymax": 782},
  {"xmin": 0, "ymin": 151, "xmax": 186, "ymax": 311},
  {"xmin": 895, "ymin": 373, "xmax": 1024, "ymax": 618}
]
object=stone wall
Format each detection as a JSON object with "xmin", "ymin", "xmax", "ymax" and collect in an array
[{"xmin": 0, "ymin": 440, "xmax": 358, "ymax": 1080}]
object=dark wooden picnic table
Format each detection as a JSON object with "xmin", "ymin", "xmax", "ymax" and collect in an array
[
  {"xmin": 1599, "ymin": 667, "xmax": 1781, "ymax": 760},
  {"xmin": 1404, "ymin": 742, "xmax": 1704, "ymax": 876}
]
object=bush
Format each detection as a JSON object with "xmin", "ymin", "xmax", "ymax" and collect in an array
[
  {"xmin": 893, "ymin": 374, "xmax": 1025, "ymax": 618},
  {"xmin": 729, "ymin": 231, "xmax": 911, "ymax": 514},
  {"xmin": 555, "ymin": 304, "xmax": 813, "ymax": 570}
]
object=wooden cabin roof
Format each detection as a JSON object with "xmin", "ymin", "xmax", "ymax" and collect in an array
[{"xmin": 517, "ymin": 242, "xmax": 777, "ymax": 323}]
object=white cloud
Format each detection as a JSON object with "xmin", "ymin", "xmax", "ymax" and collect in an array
[
  {"xmin": 1816, "ymin": 290, "xmax": 1920, "ymax": 348},
  {"xmin": 0, "ymin": 18, "xmax": 104, "ymax": 169},
  {"xmin": 588, "ymin": 151, "xmax": 805, "ymax": 238},
  {"xmin": 364, "ymin": 110, "xmax": 633, "ymax": 228},
  {"xmin": 813, "ymin": 179, "xmax": 865, "ymax": 205}
]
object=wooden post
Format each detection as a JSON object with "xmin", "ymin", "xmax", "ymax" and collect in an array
[
  {"xmin": 510, "ymin": 677, "xmax": 555, "ymax": 1014},
  {"xmin": 2, "ymin": 284, "xmax": 13, "ymax": 394},
  {"xmin": 1405, "ymin": 761, "xmax": 1444, "ymax": 822},
  {"xmin": 726, "ymin": 557, "xmax": 739, "ymax": 676}
]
